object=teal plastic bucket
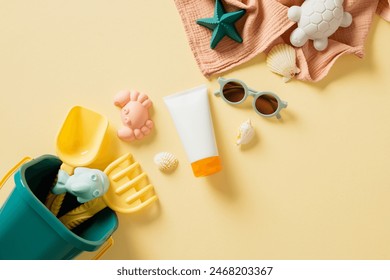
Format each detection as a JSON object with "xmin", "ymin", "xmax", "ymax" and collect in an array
[{"xmin": 0, "ymin": 155, "xmax": 118, "ymax": 260}]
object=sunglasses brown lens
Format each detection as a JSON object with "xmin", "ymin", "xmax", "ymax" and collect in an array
[
  {"xmin": 255, "ymin": 94, "xmax": 279, "ymax": 115},
  {"xmin": 222, "ymin": 82, "xmax": 245, "ymax": 103}
]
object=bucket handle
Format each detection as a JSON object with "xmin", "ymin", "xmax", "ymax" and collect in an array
[
  {"xmin": 92, "ymin": 236, "xmax": 114, "ymax": 260},
  {"xmin": 0, "ymin": 157, "xmax": 32, "ymax": 190}
]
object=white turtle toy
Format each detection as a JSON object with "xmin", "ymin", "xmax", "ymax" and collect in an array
[{"xmin": 288, "ymin": 0, "xmax": 352, "ymax": 51}]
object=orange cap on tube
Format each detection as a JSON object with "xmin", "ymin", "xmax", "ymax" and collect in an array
[{"xmin": 191, "ymin": 156, "xmax": 222, "ymax": 177}]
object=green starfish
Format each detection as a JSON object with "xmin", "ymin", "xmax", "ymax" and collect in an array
[{"xmin": 196, "ymin": 0, "xmax": 246, "ymax": 49}]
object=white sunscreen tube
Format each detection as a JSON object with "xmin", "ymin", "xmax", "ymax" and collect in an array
[{"xmin": 164, "ymin": 85, "xmax": 222, "ymax": 177}]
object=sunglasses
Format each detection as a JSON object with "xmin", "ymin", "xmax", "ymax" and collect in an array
[{"xmin": 214, "ymin": 77, "xmax": 288, "ymax": 119}]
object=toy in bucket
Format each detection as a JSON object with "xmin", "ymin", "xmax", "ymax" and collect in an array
[
  {"xmin": 45, "ymin": 105, "xmax": 158, "ymax": 230},
  {"xmin": 0, "ymin": 155, "xmax": 118, "ymax": 260},
  {"xmin": 45, "ymin": 106, "xmax": 113, "ymax": 215},
  {"xmin": 59, "ymin": 153, "xmax": 158, "ymax": 230}
]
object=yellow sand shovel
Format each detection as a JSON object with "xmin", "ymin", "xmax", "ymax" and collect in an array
[{"xmin": 59, "ymin": 153, "xmax": 158, "ymax": 230}]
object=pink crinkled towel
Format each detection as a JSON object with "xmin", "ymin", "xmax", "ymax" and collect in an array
[{"xmin": 173, "ymin": 0, "xmax": 390, "ymax": 82}]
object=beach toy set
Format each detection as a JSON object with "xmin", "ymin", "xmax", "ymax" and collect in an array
[
  {"xmin": 0, "ymin": 105, "xmax": 157, "ymax": 260},
  {"xmin": 0, "ymin": 45, "xmax": 289, "ymax": 260}
]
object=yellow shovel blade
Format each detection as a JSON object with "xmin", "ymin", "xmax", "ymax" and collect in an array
[{"xmin": 56, "ymin": 106, "xmax": 109, "ymax": 168}]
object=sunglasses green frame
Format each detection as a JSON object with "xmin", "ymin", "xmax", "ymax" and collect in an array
[{"xmin": 214, "ymin": 77, "xmax": 288, "ymax": 119}]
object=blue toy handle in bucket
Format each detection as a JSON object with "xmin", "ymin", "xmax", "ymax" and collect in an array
[{"xmin": 0, "ymin": 155, "xmax": 118, "ymax": 260}]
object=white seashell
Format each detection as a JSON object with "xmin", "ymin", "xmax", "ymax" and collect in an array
[
  {"xmin": 236, "ymin": 119, "xmax": 255, "ymax": 146},
  {"xmin": 154, "ymin": 152, "xmax": 179, "ymax": 172},
  {"xmin": 266, "ymin": 44, "xmax": 300, "ymax": 82}
]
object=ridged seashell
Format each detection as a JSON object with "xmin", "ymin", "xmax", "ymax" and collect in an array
[
  {"xmin": 266, "ymin": 44, "xmax": 300, "ymax": 82},
  {"xmin": 236, "ymin": 119, "xmax": 255, "ymax": 146},
  {"xmin": 154, "ymin": 152, "xmax": 179, "ymax": 172}
]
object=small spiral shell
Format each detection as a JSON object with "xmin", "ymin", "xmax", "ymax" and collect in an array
[
  {"xmin": 236, "ymin": 119, "xmax": 255, "ymax": 145},
  {"xmin": 154, "ymin": 152, "xmax": 179, "ymax": 172}
]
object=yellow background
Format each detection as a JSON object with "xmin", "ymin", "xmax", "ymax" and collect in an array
[{"xmin": 1, "ymin": 1, "xmax": 390, "ymax": 260}]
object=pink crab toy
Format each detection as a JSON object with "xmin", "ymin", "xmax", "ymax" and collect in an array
[{"xmin": 114, "ymin": 89, "xmax": 154, "ymax": 142}]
